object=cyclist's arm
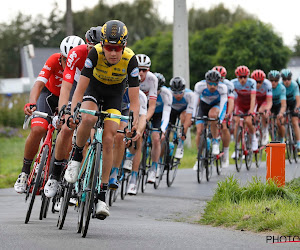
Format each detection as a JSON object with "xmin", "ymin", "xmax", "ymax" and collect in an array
[
  {"xmin": 296, "ymin": 95, "xmax": 300, "ymax": 109},
  {"xmin": 28, "ymin": 80, "xmax": 45, "ymax": 103},
  {"xmin": 183, "ymin": 113, "xmax": 192, "ymax": 136},
  {"xmin": 227, "ymin": 98, "xmax": 234, "ymax": 115},
  {"xmin": 249, "ymin": 92, "xmax": 256, "ymax": 114},
  {"xmin": 218, "ymin": 87, "xmax": 228, "ymax": 122},
  {"xmin": 70, "ymin": 75, "xmax": 90, "ymax": 115},
  {"xmin": 58, "ymin": 80, "xmax": 72, "ymax": 111},
  {"xmin": 137, "ymin": 114, "xmax": 147, "ymax": 135},
  {"xmin": 146, "ymin": 99, "xmax": 156, "ymax": 122},
  {"xmin": 265, "ymin": 96, "xmax": 273, "ymax": 111}
]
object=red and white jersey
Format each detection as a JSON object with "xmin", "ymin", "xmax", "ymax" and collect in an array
[
  {"xmin": 139, "ymin": 71, "xmax": 158, "ymax": 101},
  {"xmin": 63, "ymin": 44, "xmax": 89, "ymax": 84},
  {"xmin": 36, "ymin": 53, "xmax": 64, "ymax": 97}
]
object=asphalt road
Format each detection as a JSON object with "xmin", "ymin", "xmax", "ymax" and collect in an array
[{"xmin": 0, "ymin": 161, "xmax": 299, "ymax": 250}]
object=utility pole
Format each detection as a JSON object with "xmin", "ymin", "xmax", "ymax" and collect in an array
[
  {"xmin": 173, "ymin": 0, "xmax": 191, "ymax": 147},
  {"xmin": 66, "ymin": 0, "xmax": 73, "ymax": 35}
]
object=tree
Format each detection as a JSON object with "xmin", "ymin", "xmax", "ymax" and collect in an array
[{"xmin": 293, "ymin": 36, "xmax": 300, "ymax": 56}]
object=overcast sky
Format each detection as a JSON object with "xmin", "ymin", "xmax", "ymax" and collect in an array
[{"xmin": 1, "ymin": 0, "xmax": 298, "ymax": 47}]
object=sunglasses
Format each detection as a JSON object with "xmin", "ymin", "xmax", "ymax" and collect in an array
[
  {"xmin": 207, "ymin": 81, "xmax": 218, "ymax": 86},
  {"xmin": 139, "ymin": 68, "xmax": 148, "ymax": 72},
  {"xmin": 173, "ymin": 91, "xmax": 184, "ymax": 95},
  {"xmin": 103, "ymin": 44, "xmax": 124, "ymax": 52},
  {"xmin": 256, "ymin": 80, "xmax": 263, "ymax": 84},
  {"xmin": 282, "ymin": 77, "xmax": 291, "ymax": 81},
  {"xmin": 238, "ymin": 75, "xmax": 247, "ymax": 79},
  {"xmin": 270, "ymin": 79, "xmax": 279, "ymax": 82}
]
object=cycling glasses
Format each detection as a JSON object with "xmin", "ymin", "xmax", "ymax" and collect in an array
[
  {"xmin": 269, "ymin": 79, "xmax": 279, "ymax": 82},
  {"xmin": 172, "ymin": 90, "xmax": 184, "ymax": 95},
  {"xmin": 238, "ymin": 75, "xmax": 247, "ymax": 79},
  {"xmin": 139, "ymin": 68, "xmax": 148, "ymax": 72},
  {"xmin": 256, "ymin": 80, "xmax": 263, "ymax": 84},
  {"xmin": 282, "ymin": 77, "xmax": 291, "ymax": 81},
  {"xmin": 207, "ymin": 81, "xmax": 218, "ymax": 86},
  {"xmin": 103, "ymin": 44, "xmax": 124, "ymax": 52}
]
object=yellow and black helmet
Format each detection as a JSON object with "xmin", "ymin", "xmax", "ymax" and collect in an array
[{"xmin": 100, "ymin": 20, "xmax": 128, "ymax": 46}]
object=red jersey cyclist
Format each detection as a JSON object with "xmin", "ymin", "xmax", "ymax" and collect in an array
[
  {"xmin": 250, "ymin": 69, "xmax": 272, "ymax": 145},
  {"xmin": 14, "ymin": 36, "xmax": 85, "ymax": 193},
  {"xmin": 231, "ymin": 65, "xmax": 258, "ymax": 159}
]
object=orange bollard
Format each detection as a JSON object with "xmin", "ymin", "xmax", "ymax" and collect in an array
[{"xmin": 265, "ymin": 142, "xmax": 285, "ymax": 187}]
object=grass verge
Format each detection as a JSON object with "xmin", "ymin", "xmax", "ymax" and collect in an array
[{"xmin": 200, "ymin": 176, "xmax": 300, "ymax": 235}]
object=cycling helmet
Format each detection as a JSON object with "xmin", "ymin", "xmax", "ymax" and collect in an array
[
  {"xmin": 205, "ymin": 70, "xmax": 221, "ymax": 82},
  {"xmin": 281, "ymin": 69, "xmax": 292, "ymax": 79},
  {"xmin": 100, "ymin": 20, "xmax": 128, "ymax": 46},
  {"xmin": 267, "ymin": 70, "xmax": 280, "ymax": 80},
  {"xmin": 235, "ymin": 65, "xmax": 250, "ymax": 77},
  {"xmin": 136, "ymin": 54, "xmax": 151, "ymax": 69},
  {"xmin": 85, "ymin": 26, "xmax": 102, "ymax": 45},
  {"xmin": 212, "ymin": 66, "xmax": 227, "ymax": 77},
  {"xmin": 251, "ymin": 69, "xmax": 266, "ymax": 82},
  {"xmin": 154, "ymin": 72, "xmax": 166, "ymax": 90},
  {"xmin": 170, "ymin": 76, "xmax": 186, "ymax": 92},
  {"xmin": 60, "ymin": 35, "xmax": 85, "ymax": 58}
]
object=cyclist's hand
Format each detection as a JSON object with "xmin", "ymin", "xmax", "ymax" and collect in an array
[
  {"xmin": 24, "ymin": 103, "xmax": 36, "ymax": 116},
  {"xmin": 277, "ymin": 112, "xmax": 283, "ymax": 119},
  {"xmin": 131, "ymin": 129, "xmax": 141, "ymax": 141},
  {"xmin": 67, "ymin": 115, "xmax": 79, "ymax": 130}
]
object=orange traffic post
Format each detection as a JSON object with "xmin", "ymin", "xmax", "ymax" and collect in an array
[{"xmin": 265, "ymin": 142, "xmax": 286, "ymax": 187}]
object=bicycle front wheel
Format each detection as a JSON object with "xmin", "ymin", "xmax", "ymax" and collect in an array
[
  {"xmin": 235, "ymin": 127, "xmax": 243, "ymax": 172},
  {"xmin": 57, "ymin": 182, "xmax": 73, "ymax": 229},
  {"xmin": 285, "ymin": 124, "xmax": 292, "ymax": 164},
  {"xmin": 197, "ymin": 134, "xmax": 206, "ymax": 183},
  {"xmin": 255, "ymin": 129, "xmax": 263, "ymax": 168},
  {"xmin": 25, "ymin": 145, "xmax": 49, "ymax": 224},
  {"xmin": 82, "ymin": 144, "xmax": 101, "ymax": 238},
  {"xmin": 245, "ymin": 132, "xmax": 253, "ymax": 170}
]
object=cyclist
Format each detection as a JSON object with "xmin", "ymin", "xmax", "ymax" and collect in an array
[
  {"xmin": 43, "ymin": 27, "xmax": 102, "ymax": 197},
  {"xmin": 212, "ymin": 66, "xmax": 234, "ymax": 168},
  {"xmin": 231, "ymin": 65, "xmax": 258, "ymax": 159},
  {"xmin": 145, "ymin": 73, "xmax": 172, "ymax": 184},
  {"xmin": 280, "ymin": 69, "xmax": 300, "ymax": 151},
  {"xmin": 169, "ymin": 76, "xmax": 195, "ymax": 160},
  {"xmin": 64, "ymin": 20, "xmax": 140, "ymax": 220},
  {"xmin": 193, "ymin": 70, "xmax": 228, "ymax": 168},
  {"xmin": 268, "ymin": 70, "xmax": 286, "ymax": 142},
  {"xmin": 108, "ymin": 84, "xmax": 148, "ymax": 193},
  {"xmin": 14, "ymin": 35, "xmax": 85, "ymax": 194},
  {"xmin": 251, "ymin": 69, "xmax": 273, "ymax": 145}
]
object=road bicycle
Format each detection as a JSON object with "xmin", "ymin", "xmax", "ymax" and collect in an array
[
  {"xmin": 233, "ymin": 113, "xmax": 253, "ymax": 172},
  {"xmin": 253, "ymin": 112, "xmax": 266, "ymax": 168},
  {"xmin": 194, "ymin": 116, "xmax": 222, "ymax": 183},
  {"xmin": 73, "ymin": 103, "xmax": 133, "ymax": 238},
  {"xmin": 160, "ymin": 120, "xmax": 183, "ymax": 187},
  {"xmin": 23, "ymin": 107, "xmax": 64, "ymax": 224}
]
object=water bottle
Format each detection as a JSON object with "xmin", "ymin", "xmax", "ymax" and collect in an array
[
  {"xmin": 169, "ymin": 142, "xmax": 175, "ymax": 156},
  {"xmin": 206, "ymin": 137, "xmax": 211, "ymax": 151}
]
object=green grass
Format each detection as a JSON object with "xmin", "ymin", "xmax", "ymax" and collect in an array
[
  {"xmin": 0, "ymin": 128, "xmax": 29, "ymax": 188},
  {"xmin": 200, "ymin": 176, "xmax": 300, "ymax": 235}
]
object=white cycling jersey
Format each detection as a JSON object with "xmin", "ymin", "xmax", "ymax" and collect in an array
[{"xmin": 139, "ymin": 71, "xmax": 158, "ymax": 101}]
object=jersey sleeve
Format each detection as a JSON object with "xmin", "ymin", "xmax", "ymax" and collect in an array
[
  {"xmin": 138, "ymin": 90, "xmax": 148, "ymax": 116},
  {"xmin": 147, "ymin": 73, "xmax": 158, "ymax": 100},
  {"xmin": 218, "ymin": 85, "xmax": 228, "ymax": 123},
  {"xmin": 81, "ymin": 47, "xmax": 98, "ymax": 79},
  {"xmin": 185, "ymin": 91, "xmax": 196, "ymax": 114},
  {"xmin": 127, "ymin": 56, "xmax": 139, "ymax": 88},
  {"xmin": 280, "ymin": 84, "xmax": 286, "ymax": 101},
  {"xmin": 160, "ymin": 88, "xmax": 173, "ymax": 133},
  {"xmin": 36, "ymin": 54, "xmax": 57, "ymax": 84},
  {"xmin": 250, "ymin": 79, "xmax": 256, "ymax": 94},
  {"xmin": 224, "ymin": 79, "xmax": 235, "ymax": 99},
  {"xmin": 294, "ymin": 81, "xmax": 300, "ymax": 97},
  {"xmin": 266, "ymin": 80, "xmax": 273, "ymax": 98}
]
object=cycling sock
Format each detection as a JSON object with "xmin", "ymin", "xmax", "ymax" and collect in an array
[
  {"xmin": 151, "ymin": 162, "xmax": 158, "ymax": 172},
  {"xmin": 178, "ymin": 139, "xmax": 184, "ymax": 148},
  {"xmin": 126, "ymin": 149, "xmax": 135, "ymax": 160},
  {"xmin": 52, "ymin": 158, "xmax": 65, "ymax": 180},
  {"xmin": 98, "ymin": 183, "xmax": 108, "ymax": 202},
  {"xmin": 297, "ymin": 141, "xmax": 300, "ymax": 149},
  {"xmin": 73, "ymin": 144, "xmax": 84, "ymax": 162},
  {"xmin": 223, "ymin": 147, "xmax": 229, "ymax": 156},
  {"xmin": 130, "ymin": 171, "xmax": 138, "ymax": 185},
  {"xmin": 22, "ymin": 158, "xmax": 33, "ymax": 175},
  {"xmin": 110, "ymin": 167, "xmax": 119, "ymax": 179}
]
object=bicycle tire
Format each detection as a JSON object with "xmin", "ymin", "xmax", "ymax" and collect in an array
[
  {"xmin": 82, "ymin": 144, "xmax": 101, "ymax": 238},
  {"xmin": 216, "ymin": 143, "xmax": 223, "ymax": 175},
  {"xmin": 235, "ymin": 127, "xmax": 243, "ymax": 172},
  {"xmin": 42, "ymin": 196, "xmax": 50, "ymax": 218},
  {"xmin": 140, "ymin": 139, "xmax": 148, "ymax": 193},
  {"xmin": 245, "ymin": 131, "xmax": 253, "ymax": 170},
  {"xmin": 167, "ymin": 139, "xmax": 179, "ymax": 187},
  {"xmin": 285, "ymin": 124, "xmax": 292, "ymax": 164},
  {"xmin": 197, "ymin": 134, "xmax": 206, "ymax": 183},
  {"xmin": 290, "ymin": 126, "xmax": 298, "ymax": 163},
  {"xmin": 57, "ymin": 182, "xmax": 73, "ymax": 229},
  {"xmin": 154, "ymin": 160, "xmax": 164, "ymax": 189},
  {"xmin": 120, "ymin": 172, "xmax": 127, "ymax": 200},
  {"xmin": 25, "ymin": 145, "xmax": 49, "ymax": 224},
  {"xmin": 108, "ymin": 189, "xmax": 115, "ymax": 206},
  {"xmin": 77, "ymin": 199, "xmax": 85, "ymax": 233},
  {"xmin": 206, "ymin": 144, "xmax": 212, "ymax": 182},
  {"xmin": 255, "ymin": 129, "xmax": 263, "ymax": 168},
  {"xmin": 39, "ymin": 193, "xmax": 48, "ymax": 220}
]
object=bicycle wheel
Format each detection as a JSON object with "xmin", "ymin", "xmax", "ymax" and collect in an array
[
  {"xmin": 197, "ymin": 134, "xmax": 206, "ymax": 183},
  {"xmin": 206, "ymin": 146, "xmax": 213, "ymax": 182},
  {"xmin": 255, "ymin": 129, "xmax": 263, "ymax": 168},
  {"xmin": 235, "ymin": 127, "xmax": 243, "ymax": 172},
  {"xmin": 285, "ymin": 124, "xmax": 292, "ymax": 164},
  {"xmin": 39, "ymin": 193, "xmax": 49, "ymax": 220},
  {"xmin": 245, "ymin": 132, "xmax": 253, "ymax": 170},
  {"xmin": 215, "ymin": 142, "xmax": 223, "ymax": 175},
  {"xmin": 77, "ymin": 198, "xmax": 85, "ymax": 233},
  {"xmin": 140, "ymin": 140, "xmax": 148, "ymax": 193},
  {"xmin": 154, "ymin": 158, "xmax": 164, "ymax": 189},
  {"xmin": 108, "ymin": 189, "xmax": 115, "ymax": 206},
  {"xmin": 42, "ymin": 196, "xmax": 50, "ymax": 218},
  {"xmin": 25, "ymin": 145, "xmax": 48, "ymax": 224},
  {"xmin": 57, "ymin": 182, "xmax": 73, "ymax": 230},
  {"xmin": 290, "ymin": 126, "xmax": 298, "ymax": 163},
  {"xmin": 167, "ymin": 141, "xmax": 179, "ymax": 187},
  {"xmin": 121, "ymin": 171, "xmax": 129, "ymax": 200},
  {"xmin": 81, "ymin": 144, "xmax": 100, "ymax": 238}
]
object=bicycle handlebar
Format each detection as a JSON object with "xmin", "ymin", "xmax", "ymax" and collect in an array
[{"xmin": 193, "ymin": 116, "xmax": 219, "ymax": 121}]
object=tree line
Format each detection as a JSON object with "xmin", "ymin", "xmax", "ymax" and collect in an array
[{"xmin": 0, "ymin": 0, "xmax": 296, "ymax": 89}]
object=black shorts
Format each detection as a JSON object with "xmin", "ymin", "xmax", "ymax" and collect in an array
[
  {"xmin": 271, "ymin": 103, "xmax": 281, "ymax": 116},
  {"xmin": 35, "ymin": 87, "xmax": 59, "ymax": 123},
  {"xmin": 151, "ymin": 112, "xmax": 162, "ymax": 129},
  {"xmin": 197, "ymin": 100, "xmax": 216, "ymax": 118},
  {"xmin": 83, "ymin": 76, "xmax": 125, "ymax": 112},
  {"xmin": 287, "ymin": 100, "xmax": 298, "ymax": 117},
  {"xmin": 169, "ymin": 109, "xmax": 182, "ymax": 125}
]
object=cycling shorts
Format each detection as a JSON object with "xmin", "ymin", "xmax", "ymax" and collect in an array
[
  {"xmin": 271, "ymin": 103, "xmax": 281, "ymax": 116},
  {"xmin": 31, "ymin": 87, "xmax": 58, "ymax": 130},
  {"xmin": 287, "ymin": 100, "xmax": 298, "ymax": 117},
  {"xmin": 150, "ymin": 112, "xmax": 162, "ymax": 130},
  {"xmin": 196, "ymin": 100, "xmax": 219, "ymax": 125},
  {"xmin": 169, "ymin": 108, "xmax": 183, "ymax": 125}
]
